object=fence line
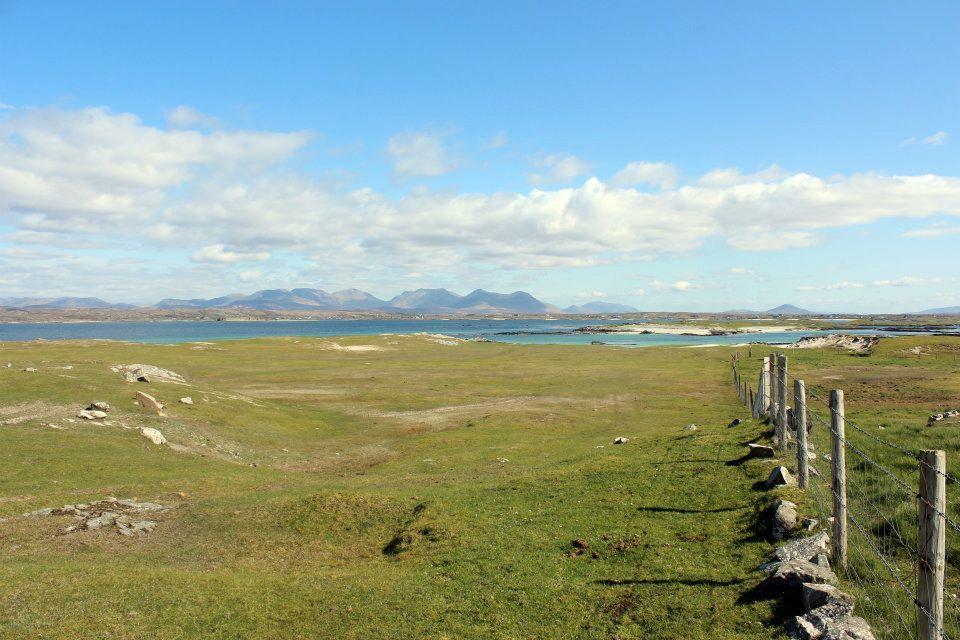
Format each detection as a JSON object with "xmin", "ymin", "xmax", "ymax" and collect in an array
[{"xmin": 731, "ymin": 351, "xmax": 956, "ymax": 640}]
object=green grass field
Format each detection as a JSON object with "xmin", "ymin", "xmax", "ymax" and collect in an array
[{"xmin": 0, "ymin": 334, "xmax": 957, "ymax": 639}]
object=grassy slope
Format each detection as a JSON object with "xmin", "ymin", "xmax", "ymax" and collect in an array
[{"xmin": 0, "ymin": 334, "xmax": 954, "ymax": 639}]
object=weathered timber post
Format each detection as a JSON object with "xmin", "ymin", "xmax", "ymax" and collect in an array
[
  {"xmin": 769, "ymin": 353, "xmax": 778, "ymax": 422},
  {"xmin": 742, "ymin": 380, "xmax": 747, "ymax": 405},
  {"xmin": 794, "ymin": 379, "xmax": 808, "ymax": 489},
  {"xmin": 829, "ymin": 390, "xmax": 847, "ymax": 571},
  {"xmin": 749, "ymin": 387, "xmax": 755, "ymax": 414},
  {"xmin": 761, "ymin": 357, "xmax": 772, "ymax": 417},
  {"xmin": 777, "ymin": 354, "xmax": 788, "ymax": 449},
  {"xmin": 918, "ymin": 449, "xmax": 946, "ymax": 640}
]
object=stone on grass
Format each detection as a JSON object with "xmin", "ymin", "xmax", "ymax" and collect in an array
[
  {"xmin": 802, "ymin": 583, "xmax": 854, "ymax": 613},
  {"xmin": 613, "ymin": 437, "xmax": 629, "ymax": 444},
  {"xmin": 776, "ymin": 531, "xmax": 831, "ymax": 563},
  {"xmin": 179, "ymin": 397, "xmax": 193, "ymax": 405},
  {"xmin": 763, "ymin": 559, "xmax": 837, "ymax": 595},
  {"xmin": 789, "ymin": 603, "xmax": 875, "ymax": 640},
  {"xmin": 135, "ymin": 391, "xmax": 164, "ymax": 415},
  {"xmin": 139, "ymin": 427, "xmax": 166, "ymax": 445},
  {"xmin": 747, "ymin": 443, "xmax": 775, "ymax": 458},
  {"xmin": 77, "ymin": 409, "xmax": 107, "ymax": 420},
  {"xmin": 772, "ymin": 499, "xmax": 799, "ymax": 541},
  {"xmin": 114, "ymin": 364, "xmax": 186, "ymax": 384},
  {"xmin": 87, "ymin": 401, "xmax": 110, "ymax": 411},
  {"xmin": 766, "ymin": 465, "xmax": 796, "ymax": 489},
  {"xmin": 729, "ymin": 418, "xmax": 742, "ymax": 427}
]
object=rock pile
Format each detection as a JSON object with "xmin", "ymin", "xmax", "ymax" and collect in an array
[
  {"xmin": 23, "ymin": 497, "xmax": 167, "ymax": 536},
  {"xmin": 928, "ymin": 410, "xmax": 960, "ymax": 425},
  {"xmin": 78, "ymin": 401, "xmax": 111, "ymax": 420},
  {"xmin": 757, "ymin": 531, "xmax": 876, "ymax": 640}
]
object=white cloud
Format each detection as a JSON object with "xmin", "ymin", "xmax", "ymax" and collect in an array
[
  {"xmin": 872, "ymin": 276, "xmax": 953, "ymax": 287},
  {"xmin": 730, "ymin": 267, "xmax": 753, "ymax": 275},
  {"xmin": 902, "ymin": 131, "xmax": 949, "ymax": 147},
  {"xmin": 6, "ymin": 104, "xmax": 960, "ymax": 298},
  {"xmin": 902, "ymin": 223, "xmax": 960, "ymax": 238},
  {"xmin": 529, "ymin": 154, "xmax": 590, "ymax": 184},
  {"xmin": 630, "ymin": 288, "xmax": 645, "ymax": 296},
  {"xmin": 651, "ymin": 279, "xmax": 699, "ymax": 292},
  {"xmin": 576, "ymin": 290, "xmax": 606, "ymax": 300},
  {"xmin": 191, "ymin": 244, "xmax": 270, "ymax": 263},
  {"xmin": 796, "ymin": 281, "xmax": 864, "ymax": 291},
  {"xmin": 166, "ymin": 105, "xmax": 219, "ymax": 130},
  {"xmin": 0, "ymin": 105, "xmax": 311, "ymax": 227},
  {"xmin": 610, "ymin": 161, "xmax": 678, "ymax": 189},
  {"xmin": 387, "ymin": 131, "xmax": 456, "ymax": 179},
  {"xmin": 483, "ymin": 131, "xmax": 509, "ymax": 150}
]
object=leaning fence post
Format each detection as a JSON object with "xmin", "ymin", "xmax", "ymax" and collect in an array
[
  {"xmin": 829, "ymin": 389, "xmax": 847, "ymax": 572},
  {"xmin": 777, "ymin": 354, "xmax": 788, "ymax": 449},
  {"xmin": 918, "ymin": 449, "xmax": 946, "ymax": 640},
  {"xmin": 794, "ymin": 379, "xmax": 808, "ymax": 489}
]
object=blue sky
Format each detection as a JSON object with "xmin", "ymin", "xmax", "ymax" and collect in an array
[{"xmin": 1, "ymin": 1, "xmax": 958, "ymax": 311}]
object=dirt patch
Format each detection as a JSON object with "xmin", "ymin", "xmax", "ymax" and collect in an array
[
  {"xmin": 0, "ymin": 402, "xmax": 78, "ymax": 426},
  {"xmin": 347, "ymin": 394, "xmax": 636, "ymax": 432},
  {"xmin": 240, "ymin": 385, "xmax": 349, "ymax": 399}
]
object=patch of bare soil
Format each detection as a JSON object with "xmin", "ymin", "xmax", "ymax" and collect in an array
[
  {"xmin": 0, "ymin": 401, "xmax": 78, "ymax": 426},
  {"xmin": 240, "ymin": 385, "xmax": 349, "ymax": 399},
  {"xmin": 344, "ymin": 393, "xmax": 637, "ymax": 432}
]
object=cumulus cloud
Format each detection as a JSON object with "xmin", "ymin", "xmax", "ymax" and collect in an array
[
  {"xmin": 387, "ymin": 131, "xmax": 456, "ymax": 179},
  {"xmin": 0, "ymin": 105, "xmax": 311, "ymax": 228},
  {"xmin": 610, "ymin": 161, "xmax": 678, "ymax": 189},
  {"xmin": 5, "ymin": 104, "xmax": 960, "ymax": 298},
  {"xmin": 191, "ymin": 244, "xmax": 271, "ymax": 263},
  {"xmin": 529, "ymin": 154, "xmax": 590, "ymax": 184},
  {"xmin": 730, "ymin": 267, "xmax": 754, "ymax": 275}
]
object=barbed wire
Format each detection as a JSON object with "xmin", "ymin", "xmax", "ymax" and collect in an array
[{"xmin": 737, "ymin": 352, "xmax": 959, "ymax": 640}]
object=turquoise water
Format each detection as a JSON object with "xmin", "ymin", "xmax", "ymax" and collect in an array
[{"xmin": 0, "ymin": 319, "xmax": 895, "ymax": 347}]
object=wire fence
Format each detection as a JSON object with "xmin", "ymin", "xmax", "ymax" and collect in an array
[{"xmin": 730, "ymin": 351, "xmax": 957, "ymax": 640}]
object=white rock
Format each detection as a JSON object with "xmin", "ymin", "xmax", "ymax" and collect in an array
[
  {"xmin": 139, "ymin": 427, "xmax": 166, "ymax": 445},
  {"xmin": 115, "ymin": 364, "xmax": 186, "ymax": 384},
  {"xmin": 179, "ymin": 397, "xmax": 193, "ymax": 405},
  {"xmin": 613, "ymin": 436, "xmax": 629, "ymax": 444},
  {"xmin": 135, "ymin": 391, "xmax": 164, "ymax": 415}
]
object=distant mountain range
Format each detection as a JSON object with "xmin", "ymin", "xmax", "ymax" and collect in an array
[
  {"xmin": 917, "ymin": 306, "xmax": 960, "ymax": 315},
  {"xmin": 0, "ymin": 296, "xmax": 136, "ymax": 310},
  {"xmin": 723, "ymin": 304, "xmax": 817, "ymax": 316},
  {"xmin": 563, "ymin": 301, "xmax": 639, "ymax": 314},
  {"xmin": 3, "ymin": 292, "xmax": 957, "ymax": 315}
]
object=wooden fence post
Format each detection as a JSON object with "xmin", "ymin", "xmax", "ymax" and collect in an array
[
  {"xmin": 918, "ymin": 449, "xmax": 946, "ymax": 640},
  {"xmin": 794, "ymin": 379, "xmax": 808, "ymax": 489},
  {"xmin": 830, "ymin": 389, "xmax": 847, "ymax": 572},
  {"xmin": 762, "ymin": 357, "xmax": 772, "ymax": 417},
  {"xmin": 769, "ymin": 353, "xmax": 778, "ymax": 422},
  {"xmin": 777, "ymin": 354, "xmax": 788, "ymax": 449}
]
